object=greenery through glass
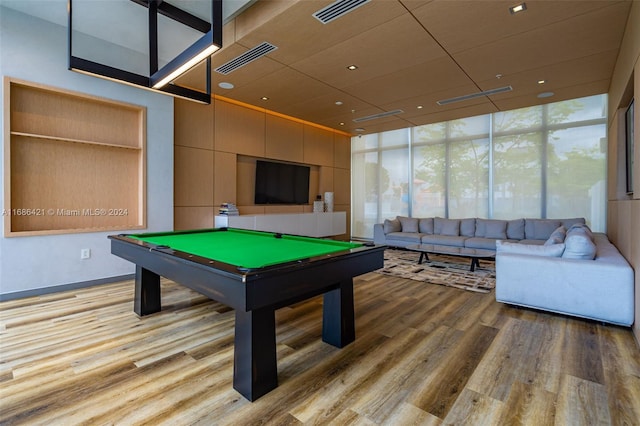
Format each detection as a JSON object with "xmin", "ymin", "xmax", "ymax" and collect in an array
[{"xmin": 351, "ymin": 94, "xmax": 608, "ymax": 239}]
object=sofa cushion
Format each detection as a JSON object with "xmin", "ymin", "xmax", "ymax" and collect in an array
[
  {"xmin": 434, "ymin": 217, "xmax": 460, "ymax": 236},
  {"xmin": 519, "ymin": 239, "xmax": 546, "ymax": 246},
  {"xmin": 419, "ymin": 218, "xmax": 434, "ymax": 234},
  {"xmin": 561, "ymin": 217, "xmax": 586, "ymax": 229},
  {"xmin": 460, "ymin": 218, "xmax": 476, "ymax": 237},
  {"xmin": 398, "ymin": 216, "xmax": 419, "ymax": 233},
  {"xmin": 544, "ymin": 225, "xmax": 566, "ymax": 246},
  {"xmin": 525, "ymin": 219, "xmax": 562, "ymax": 240},
  {"xmin": 476, "ymin": 219, "xmax": 508, "ymax": 239},
  {"xmin": 383, "ymin": 218, "xmax": 402, "ymax": 234},
  {"xmin": 497, "ymin": 240, "xmax": 565, "ymax": 257},
  {"xmin": 465, "ymin": 237, "xmax": 498, "ymax": 250},
  {"xmin": 385, "ymin": 232, "xmax": 422, "ymax": 243},
  {"xmin": 421, "ymin": 234, "xmax": 467, "ymax": 247},
  {"xmin": 562, "ymin": 233, "xmax": 597, "ymax": 260},
  {"xmin": 506, "ymin": 219, "xmax": 525, "ymax": 240}
]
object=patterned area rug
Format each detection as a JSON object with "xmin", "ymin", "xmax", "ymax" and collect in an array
[{"xmin": 375, "ymin": 248, "xmax": 496, "ymax": 293}]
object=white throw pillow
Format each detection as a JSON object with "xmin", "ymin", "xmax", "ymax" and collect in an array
[{"xmin": 562, "ymin": 234, "xmax": 596, "ymax": 260}]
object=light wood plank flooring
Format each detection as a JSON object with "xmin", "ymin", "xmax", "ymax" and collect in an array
[{"xmin": 1, "ymin": 272, "xmax": 639, "ymax": 425}]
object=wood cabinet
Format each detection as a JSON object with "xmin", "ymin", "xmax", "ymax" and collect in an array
[{"xmin": 3, "ymin": 78, "xmax": 146, "ymax": 236}]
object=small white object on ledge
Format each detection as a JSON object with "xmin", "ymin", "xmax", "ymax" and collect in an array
[{"xmin": 324, "ymin": 192, "xmax": 334, "ymax": 212}]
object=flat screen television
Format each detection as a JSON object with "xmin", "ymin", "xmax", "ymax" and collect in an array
[{"xmin": 254, "ymin": 160, "xmax": 310, "ymax": 205}]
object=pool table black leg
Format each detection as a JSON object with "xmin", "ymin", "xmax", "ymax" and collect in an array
[
  {"xmin": 322, "ymin": 279, "xmax": 355, "ymax": 348},
  {"xmin": 134, "ymin": 266, "xmax": 161, "ymax": 316},
  {"xmin": 233, "ymin": 307, "xmax": 278, "ymax": 401}
]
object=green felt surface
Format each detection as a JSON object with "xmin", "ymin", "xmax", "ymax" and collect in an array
[{"xmin": 129, "ymin": 228, "xmax": 361, "ymax": 269}]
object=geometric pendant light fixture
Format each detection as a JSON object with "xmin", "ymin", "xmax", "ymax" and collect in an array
[{"xmin": 68, "ymin": 0, "xmax": 222, "ymax": 104}]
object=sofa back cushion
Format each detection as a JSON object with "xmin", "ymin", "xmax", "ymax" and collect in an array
[
  {"xmin": 383, "ymin": 218, "xmax": 402, "ymax": 234},
  {"xmin": 506, "ymin": 219, "xmax": 525, "ymax": 240},
  {"xmin": 460, "ymin": 218, "xmax": 476, "ymax": 237},
  {"xmin": 398, "ymin": 216, "xmax": 419, "ymax": 233},
  {"xmin": 476, "ymin": 219, "xmax": 507, "ymax": 239},
  {"xmin": 434, "ymin": 217, "xmax": 460, "ymax": 236},
  {"xmin": 561, "ymin": 217, "xmax": 586, "ymax": 229},
  {"xmin": 525, "ymin": 219, "xmax": 561, "ymax": 240}
]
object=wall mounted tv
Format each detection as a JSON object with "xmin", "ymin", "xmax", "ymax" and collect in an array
[{"xmin": 254, "ymin": 160, "xmax": 310, "ymax": 205}]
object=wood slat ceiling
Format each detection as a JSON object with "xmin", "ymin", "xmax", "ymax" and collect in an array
[{"xmin": 181, "ymin": 0, "xmax": 633, "ymax": 135}]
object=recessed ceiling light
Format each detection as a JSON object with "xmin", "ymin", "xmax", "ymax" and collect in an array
[
  {"xmin": 335, "ymin": 101, "xmax": 343, "ymax": 105},
  {"xmin": 261, "ymin": 96, "xmax": 269, "ymax": 101},
  {"xmin": 339, "ymin": 122, "xmax": 345, "ymax": 126},
  {"xmin": 355, "ymin": 128, "xmax": 365, "ymax": 132},
  {"xmin": 347, "ymin": 65, "xmax": 358, "ymax": 70},
  {"xmin": 218, "ymin": 82, "xmax": 234, "ymax": 89},
  {"xmin": 537, "ymin": 92, "xmax": 554, "ymax": 98},
  {"xmin": 417, "ymin": 105, "xmax": 423, "ymax": 109},
  {"xmin": 509, "ymin": 2, "xmax": 527, "ymax": 14},
  {"xmin": 537, "ymin": 80, "xmax": 546, "ymax": 85}
]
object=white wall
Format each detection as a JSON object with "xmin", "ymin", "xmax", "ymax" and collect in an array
[{"xmin": 0, "ymin": 7, "xmax": 174, "ymax": 298}]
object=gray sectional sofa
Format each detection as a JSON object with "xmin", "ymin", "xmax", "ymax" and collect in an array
[
  {"xmin": 373, "ymin": 216, "xmax": 587, "ymax": 250},
  {"xmin": 373, "ymin": 216, "xmax": 635, "ymax": 326}
]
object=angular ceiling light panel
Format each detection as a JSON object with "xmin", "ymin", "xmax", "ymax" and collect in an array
[
  {"xmin": 68, "ymin": 0, "xmax": 223, "ymax": 103},
  {"xmin": 313, "ymin": 0, "xmax": 372, "ymax": 24}
]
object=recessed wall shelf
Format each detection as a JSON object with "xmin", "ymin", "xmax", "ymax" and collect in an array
[{"xmin": 3, "ymin": 78, "xmax": 147, "ymax": 236}]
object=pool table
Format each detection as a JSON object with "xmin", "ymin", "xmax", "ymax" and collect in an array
[{"xmin": 108, "ymin": 227, "xmax": 385, "ymax": 401}]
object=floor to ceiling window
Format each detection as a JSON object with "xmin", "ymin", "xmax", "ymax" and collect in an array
[{"xmin": 351, "ymin": 94, "xmax": 608, "ymax": 239}]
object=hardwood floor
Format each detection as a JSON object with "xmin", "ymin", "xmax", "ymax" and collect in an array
[{"xmin": 1, "ymin": 273, "xmax": 639, "ymax": 425}]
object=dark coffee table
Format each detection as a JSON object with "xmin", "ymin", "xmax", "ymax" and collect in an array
[{"xmin": 405, "ymin": 244, "xmax": 495, "ymax": 272}]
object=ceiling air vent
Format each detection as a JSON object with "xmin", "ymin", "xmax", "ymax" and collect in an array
[
  {"xmin": 214, "ymin": 42, "xmax": 278, "ymax": 75},
  {"xmin": 353, "ymin": 109, "xmax": 404, "ymax": 123},
  {"xmin": 313, "ymin": 0, "xmax": 371, "ymax": 24},
  {"xmin": 437, "ymin": 86, "xmax": 513, "ymax": 105}
]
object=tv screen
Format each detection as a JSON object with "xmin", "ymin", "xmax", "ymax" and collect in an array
[{"xmin": 254, "ymin": 160, "xmax": 310, "ymax": 205}]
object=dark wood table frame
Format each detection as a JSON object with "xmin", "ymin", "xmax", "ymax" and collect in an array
[
  {"xmin": 406, "ymin": 244, "xmax": 495, "ymax": 272},
  {"xmin": 109, "ymin": 234, "xmax": 385, "ymax": 401}
]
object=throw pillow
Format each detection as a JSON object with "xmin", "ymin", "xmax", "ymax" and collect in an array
[
  {"xmin": 506, "ymin": 219, "xmax": 525, "ymax": 240},
  {"xmin": 525, "ymin": 219, "xmax": 561, "ymax": 240},
  {"xmin": 435, "ymin": 217, "xmax": 460, "ymax": 236},
  {"xmin": 383, "ymin": 218, "xmax": 401, "ymax": 234},
  {"xmin": 419, "ymin": 218, "xmax": 434, "ymax": 234},
  {"xmin": 484, "ymin": 220, "xmax": 507, "ymax": 239},
  {"xmin": 496, "ymin": 240, "xmax": 565, "ymax": 257},
  {"xmin": 460, "ymin": 218, "xmax": 476, "ymax": 237},
  {"xmin": 562, "ymin": 233, "xmax": 597, "ymax": 260},
  {"xmin": 567, "ymin": 223, "xmax": 594, "ymax": 240},
  {"xmin": 398, "ymin": 216, "xmax": 419, "ymax": 233},
  {"xmin": 544, "ymin": 225, "xmax": 566, "ymax": 246}
]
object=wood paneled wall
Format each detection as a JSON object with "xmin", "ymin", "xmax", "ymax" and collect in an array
[
  {"xmin": 174, "ymin": 97, "xmax": 352, "ymax": 239},
  {"xmin": 606, "ymin": 1, "xmax": 639, "ymax": 347}
]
